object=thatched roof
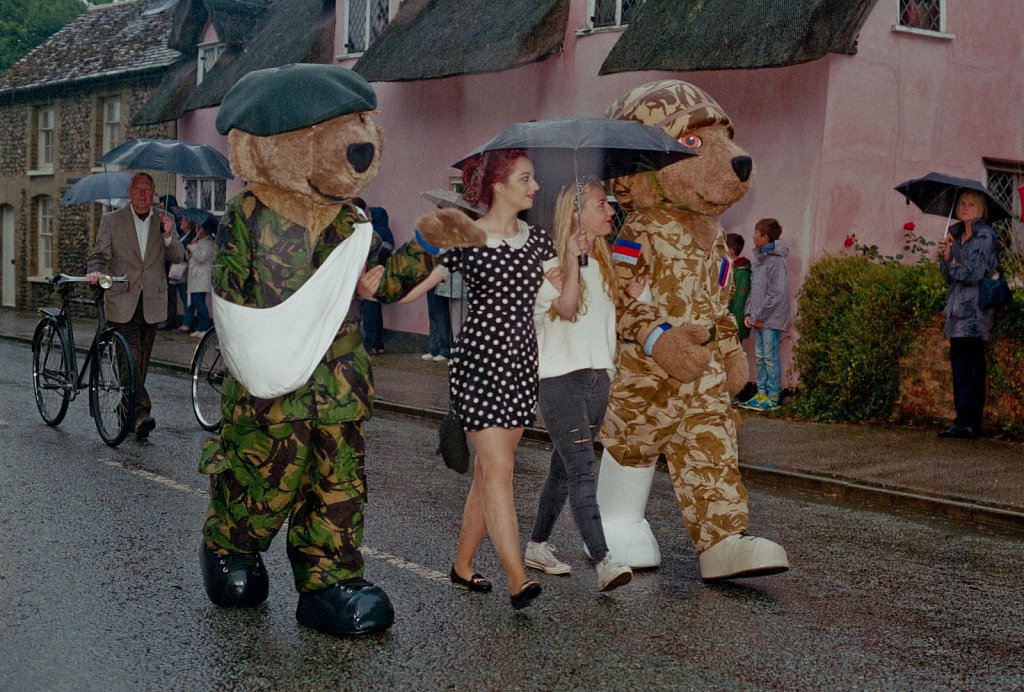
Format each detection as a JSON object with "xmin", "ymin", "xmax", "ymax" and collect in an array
[
  {"xmin": 134, "ymin": 0, "xmax": 333, "ymax": 125},
  {"xmin": 0, "ymin": 0, "xmax": 179, "ymax": 99},
  {"xmin": 354, "ymin": 0, "xmax": 570, "ymax": 82},
  {"xmin": 600, "ymin": 0, "xmax": 879, "ymax": 75}
]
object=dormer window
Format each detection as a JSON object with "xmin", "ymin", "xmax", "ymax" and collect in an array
[{"xmin": 197, "ymin": 41, "xmax": 225, "ymax": 85}]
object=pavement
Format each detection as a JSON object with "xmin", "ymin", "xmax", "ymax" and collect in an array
[{"xmin": 5, "ymin": 306, "xmax": 1022, "ymax": 533}]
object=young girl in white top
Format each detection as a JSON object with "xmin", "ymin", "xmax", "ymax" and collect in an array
[{"xmin": 525, "ymin": 177, "xmax": 633, "ymax": 592}]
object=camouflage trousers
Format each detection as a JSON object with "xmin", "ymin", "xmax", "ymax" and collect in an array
[
  {"xmin": 602, "ymin": 344, "xmax": 749, "ymax": 552},
  {"xmin": 199, "ymin": 419, "xmax": 367, "ymax": 592}
]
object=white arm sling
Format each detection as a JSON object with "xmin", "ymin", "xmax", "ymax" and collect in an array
[{"xmin": 211, "ymin": 220, "xmax": 373, "ymax": 399}]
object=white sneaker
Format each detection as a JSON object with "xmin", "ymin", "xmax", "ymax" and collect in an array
[
  {"xmin": 524, "ymin": 541, "xmax": 571, "ymax": 575},
  {"xmin": 191, "ymin": 330, "xmax": 207, "ymax": 338},
  {"xmin": 595, "ymin": 554, "xmax": 632, "ymax": 592},
  {"xmin": 420, "ymin": 353, "xmax": 434, "ymax": 361},
  {"xmin": 432, "ymin": 354, "xmax": 448, "ymax": 363},
  {"xmin": 698, "ymin": 534, "xmax": 789, "ymax": 580}
]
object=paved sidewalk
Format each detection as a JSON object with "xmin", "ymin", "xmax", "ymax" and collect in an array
[{"xmin": 4, "ymin": 307, "xmax": 1021, "ymax": 532}]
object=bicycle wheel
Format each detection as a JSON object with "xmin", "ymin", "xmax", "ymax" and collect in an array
[
  {"xmin": 89, "ymin": 330, "xmax": 137, "ymax": 446},
  {"xmin": 191, "ymin": 328, "xmax": 225, "ymax": 432},
  {"xmin": 32, "ymin": 320, "xmax": 71, "ymax": 426}
]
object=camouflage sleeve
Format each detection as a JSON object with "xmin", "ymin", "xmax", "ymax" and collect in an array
[
  {"xmin": 373, "ymin": 236, "xmax": 436, "ymax": 304},
  {"xmin": 612, "ymin": 214, "xmax": 667, "ymax": 344},
  {"xmin": 212, "ymin": 197, "xmax": 262, "ymax": 307}
]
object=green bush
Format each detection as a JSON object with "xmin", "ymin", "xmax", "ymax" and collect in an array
[{"xmin": 791, "ymin": 255, "xmax": 946, "ymax": 421}]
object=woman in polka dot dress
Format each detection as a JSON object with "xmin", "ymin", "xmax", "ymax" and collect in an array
[{"xmin": 410, "ymin": 149, "xmax": 557, "ymax": 609}]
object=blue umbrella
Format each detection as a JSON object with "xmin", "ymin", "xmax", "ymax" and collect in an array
[
  {"xmin": 99, "ymin": 139, "xmax": 233, "ymax": 178},
  {"xmin": 60, "ymin": 171, "xmax": 135, "ymax": 205}
]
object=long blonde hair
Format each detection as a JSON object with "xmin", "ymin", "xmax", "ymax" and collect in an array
[{"xmin": 549, "ymin": 177, "xmax": 616, "ymax": 321}]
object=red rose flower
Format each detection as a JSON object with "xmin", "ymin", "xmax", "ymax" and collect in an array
[
  {"xmin": 844, "ymin": 235, "xmax": 855, "ymax": 248},
  {"xmin": 903, "ymin": 221, "xmax": 916, "ymax": 232}
]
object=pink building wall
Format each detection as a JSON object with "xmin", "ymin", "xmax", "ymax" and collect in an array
[{"xmin": 180, "ymin": 1, "xmax": 1023, "ymax": 384}]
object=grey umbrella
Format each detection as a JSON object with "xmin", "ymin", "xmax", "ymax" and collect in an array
[
  {"xmin": 99, "ymin": 139, "xmax": 233, "ymax": 178},
  {"xmin": 59, "ymin": 171, "xmax": 135, "ymax": 206},
  {"xmin": 895, "ymin": 172, "xmax": 1012, "ymax": 224}
]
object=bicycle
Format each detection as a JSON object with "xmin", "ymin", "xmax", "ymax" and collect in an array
[
  {"xmin": 190, "ymin": 326, "xmax": 225, "ymax": 432},
  {"xmin": 31, "ymin": 273, "xmax": 137, "ymax": 446}
]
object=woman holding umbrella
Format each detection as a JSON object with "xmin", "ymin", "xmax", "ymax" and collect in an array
[{"xmin": 937, "ymin": 190, "xmax": 1001, "ymax": 439}]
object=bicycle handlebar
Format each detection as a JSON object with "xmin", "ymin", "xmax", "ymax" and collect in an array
[{"xmin": 52, "ymin": 273, "xmax": 128, "ymax": 288}]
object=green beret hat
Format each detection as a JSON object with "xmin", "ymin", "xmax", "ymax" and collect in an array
[{"xmin": 216, "ymin": 63, "xmax": 377, "ymax": 136}]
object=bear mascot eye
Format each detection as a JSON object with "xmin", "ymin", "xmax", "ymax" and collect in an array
[{"xmin": 681, "ymin": 134, "xmax": 702, "ymax": 149}]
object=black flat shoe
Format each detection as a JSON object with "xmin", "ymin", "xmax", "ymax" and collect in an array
[
  {"xmin": 135, "ymin": 416, "xmax": 156, "ymax": 440},
  {"xmin": 938, "ymin": 424, "xmax": 976, "ymax": 439},
  {"xmin": 450, "ymin": 567, "xmax": 492, "ymax": 593},
  {"xmin": 510, "ymin": 580, "xmax": 541, "ymax": 610}
]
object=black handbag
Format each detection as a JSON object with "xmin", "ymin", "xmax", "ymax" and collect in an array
[
  {"xmin": 437, "ymin": 411, "xmax": 470, "ymax": 474},
  {"xmin": 979, "ymin": 268, "xmax": 1012, "ymax": 310}
]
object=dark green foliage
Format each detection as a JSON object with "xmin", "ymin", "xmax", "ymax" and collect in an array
[
  {"xmin": 792, "ymin": 255, "xmax": 946, "ymax": 421},
  {"xmin": 0, "ymin": 0, "xmax": 86, "ymax": 71}
]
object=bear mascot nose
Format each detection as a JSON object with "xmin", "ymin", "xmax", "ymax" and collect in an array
[
  {"xmin": 348, "ymin": 142, "xmax": 375, "ymax": 173},
  {"xmin": 731, "ymin": 156, "xmax": 753, "ymax": 183}
]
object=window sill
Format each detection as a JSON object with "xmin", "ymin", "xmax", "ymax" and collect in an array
[
  {"xmin": 891, "ymin": 25, "xmax": 955, "ymax": 40},
  {"xmin": 575, "ymin": 25, "xmax": 626, "ymax": 37},
  {"xmin": 27, "ymin": 168, "xmax": 54, "ymax": 177}
]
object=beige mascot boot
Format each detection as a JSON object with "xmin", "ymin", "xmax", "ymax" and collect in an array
[
  {"xmin": 595, "ymin": 449, "xmax": 661, "ymax": 569},
  {"xmin": 698, "ymin": 534, "xmax": 789, "ymax": 581}
]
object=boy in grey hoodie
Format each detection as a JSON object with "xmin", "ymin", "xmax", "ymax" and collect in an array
[{"xmin": 740, "ymin": 218, "xmax": 791, "ymax": 411}]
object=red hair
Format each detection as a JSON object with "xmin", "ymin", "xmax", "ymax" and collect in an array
[{"xmin": 461, "ymin": 149, "xmax": 528, "ymax": 208}]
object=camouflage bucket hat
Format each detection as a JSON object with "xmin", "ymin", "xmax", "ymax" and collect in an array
[{"xmin": 607, "ymin": 80, "xmax": 734, "ymax": 139}]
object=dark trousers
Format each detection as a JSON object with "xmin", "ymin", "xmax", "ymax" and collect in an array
[
  {"xmin": 426, "ymin": 287, "xmax": 451, "ymax": 357},
  {"xmin": 111, "ymin": 297, "xmax": 156, "ymax": 426},
  {"xmin": 950, "ymin": 337, "xmax": 987, "ymax": 431},
  {"xmin": 361, "ymin": 300, "xmax": 384, "ymax": 351},
  {"xmin": 531, "ymin": 369, "xmax": 612, "ymax": 561}
]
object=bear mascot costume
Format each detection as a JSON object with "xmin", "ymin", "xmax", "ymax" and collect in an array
[
  {"xmin": 597, "ymin": 79, "xmax": 789, "ymax": 580},
  {"xmin": 197, "ymin": 63, "xmax": 483, "ymax": 635}
]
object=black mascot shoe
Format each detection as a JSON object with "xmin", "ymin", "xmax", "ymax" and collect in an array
[
  {"xmin": 200, "ymin": 543, "xmax": 269, "ymax": 608},
  {"xmin": 295, "ymin": 579, "xmax": 395, "ymax": 636}
]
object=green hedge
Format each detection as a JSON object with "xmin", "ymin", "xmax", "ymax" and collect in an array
[{"xmin": 792, "ymin": 255, "xmax": 946, "ymax": 421}]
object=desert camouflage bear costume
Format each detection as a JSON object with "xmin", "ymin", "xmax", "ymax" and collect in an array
[{"xmin": 598, "ymin": 80, "xmax": 789, "ymax": 579}]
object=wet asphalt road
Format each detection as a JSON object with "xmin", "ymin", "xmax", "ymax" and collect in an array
[{"xmin": 1, "ymin": 339, "xmax": 1022, "ymax": 691}]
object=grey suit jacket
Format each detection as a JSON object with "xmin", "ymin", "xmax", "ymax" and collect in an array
[{"xmin": 87, "ymin": 205, "xmax": 185, "ymax": 324}]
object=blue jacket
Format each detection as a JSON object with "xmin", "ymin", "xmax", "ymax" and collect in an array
[
  {"xmin": 745, "ymin": 240, "xmax": 791, "ymax": 331},
  {"xmin": 940, "ymin": 220, "xmax": 999, "ymax": 340}
]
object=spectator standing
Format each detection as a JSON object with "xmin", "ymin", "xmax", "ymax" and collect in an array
[
  {"xmin": 183, "ymin": 216, "xmax": 216, "ymax": 337},
  {"xmin": 361, "ymin": 205, "xmax": 393, "ymax": 354},
  {"xmin": 739, "ymin": 218, "xmax": 790, "ymax": 412},
  {"xmin": 725, "ymin": 232, "xmax": 751, "ymax": 342}
]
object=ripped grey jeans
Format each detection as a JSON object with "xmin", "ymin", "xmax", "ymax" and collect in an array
[{"xmin": 530, "ymin": 369, "xmax": 611, "ymax": 562}]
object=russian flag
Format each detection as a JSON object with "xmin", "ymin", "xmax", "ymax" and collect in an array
[
  {"xmin": 718, "ymin": 256, "xmax": 733, "ymax": 288},
  {"xmin": 612, "ymin": 238, "xmax": 642, "ymax": 265}
]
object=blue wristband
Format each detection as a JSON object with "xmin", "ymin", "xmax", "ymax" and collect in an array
[
  {"xmin": 414, "ymin": 228, "xmax": 441, "ymax": 256},
  {"xmin": 643, "ymin": 322, "xmax": 673, "ymax": 357}
]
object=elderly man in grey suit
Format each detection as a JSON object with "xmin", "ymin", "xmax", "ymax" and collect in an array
[{"xmin": 87, "ymin": 172, "xmax": 185, "ymax": 440}]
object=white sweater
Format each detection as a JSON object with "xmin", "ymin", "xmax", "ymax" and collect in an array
[{"xmin": 534, "ymin": 261, "xmax": 616, "ymax": 380}]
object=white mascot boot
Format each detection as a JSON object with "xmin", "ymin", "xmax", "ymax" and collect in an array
[
  {"xmin": 594, "ymin": 449, "xmax": 661, "ymax": 568},
  {"xmin": 698, "ymin": 534, "xmax": 789, "ymax": 581}
]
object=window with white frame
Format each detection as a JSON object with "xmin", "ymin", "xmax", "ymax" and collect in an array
[
  {"xmin": 102, "ymin": 97, "xmax": 121, "ymax": 154},
  {"xmin": 33, "ymin": 105, "xmax": 55, "ymax": 172},
  {"xmin": 184, "ymin": 177, "xmax": 227, "ymax": 215},
  {"xmin": 197, "ymin": 41, "xmax": 225, "ymax": 84},
  {"xmin": 345, "ymin": 0, "xmax": 389, "ymax": 54},
  {"xmin": 986, "ymin": 161, "xmax": 1024, "ymax": 252},
  {"xmin": 36, "ymin": 196, "xmax": 55, "ymax": 276},
  {"xmin": 591, "ymin": 0, "xmax": 646, "ymax": 28},
  {"xmin": 898, "ymin": 0, "xmax": 943, "ymax": 32}
]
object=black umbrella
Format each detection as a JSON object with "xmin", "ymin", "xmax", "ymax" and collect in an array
[
  {"xmin": 60, "ymin": 171, "xmax": 134, "ymax": 206},
  {"xmin": 895, "ymin": 172, "xmax": 1012, "ymax": 224},
  {"xmin": 454, "ymin": 116, "xmax": 695, "ymax": 264},
  {"xmin": 99, "ymin": 138, "xmax": 233, "ymax": 178},
  {"xmin": 179, "ymin": 207, "xmax": 215, "ymax": 228}
]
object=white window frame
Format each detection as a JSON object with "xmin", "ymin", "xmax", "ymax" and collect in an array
[
  {"xmin": 33, "ymin": 105, "xmax": 55, "ymax": 174},
  {"xmin": 37, "ymin": 196, "xmax": 55, "ymax": 278},
  {"xmin": 587, "ymin": 0, "xmax": 646, "ymax": 30},
  {"xmin": 197, "ymin": 41, "xmax": 225, "ymax": 85},
  {"xmin": 342, "ymin": 0, "xmax": 389, "ymax": 56},
  {"xmin": 102, "ymin": 96, "xmax": 122, "ymax": 156},
  {"xmin": 985, "ymin": 160, "xmax": 1024, "ymax": 253},
  {"xmin": 183, "ymin": 177, "xmax": 227, "ymax": 215},
  {"xmin": 893, "ymin": 0, "xmax": 954, "ymax": 39}
]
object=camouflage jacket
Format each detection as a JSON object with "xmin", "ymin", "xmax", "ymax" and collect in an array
[{"xmin": 213, "ymin": 191, "xmax": 433, "ymax": 425}]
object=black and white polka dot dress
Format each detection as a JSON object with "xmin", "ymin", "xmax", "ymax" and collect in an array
[{"xmin": 440, "ymin": 222, "xmax": 556, "ymax": 431}]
